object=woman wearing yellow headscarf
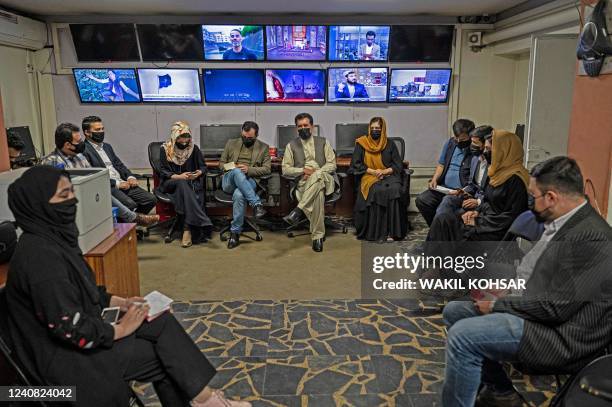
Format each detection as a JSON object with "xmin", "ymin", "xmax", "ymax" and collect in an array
[
  {"xmin": 350, "ymin": 117, "xmax": 408, "ymax": 241},
  {"xmin": 159, "ymin": 121, "xmax": 212, "ymax": 247},
  {"xmin": 427, "ymin": 129, "xmax": 528, "ymax": 241}
]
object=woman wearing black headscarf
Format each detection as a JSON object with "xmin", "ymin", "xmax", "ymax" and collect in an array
[{"xmin": 5, "ymin": 166, "xmax": 250, "ymax": 407}]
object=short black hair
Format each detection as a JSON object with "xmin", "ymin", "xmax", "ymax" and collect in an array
[
  {"xmin": 241, "ymin": 121, "xmax": 259, "ymax": 136},
  {"xmin": 366, "ymin": 31, "xmax": 376, "ymax": 37},
  {"xmin": 470, "ymin": 125, "xmax": 493, "ymax": 141},
  {"xmin": 82, "ymin": 115, "xmax": 102, "ymax": 132},
  {"xmin": 7, "ymin": 132, "xmax": 25, "ymax": 151},
  {"xmin": 294, "ymin": 113, "xmax": 313, "ymax": 126},
  {"xmin": 452, "ymin": 119, "xmax": 475, "ymax": 137},
  {"xmin": 54, "ymin": 123, "xmax": 80, "ymax": 150},
  {"xmin": 530, "ymin": 156, "xmax": 584, "ymax": 197}
]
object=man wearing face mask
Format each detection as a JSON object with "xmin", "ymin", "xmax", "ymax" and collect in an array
[
  {"xmin": 219, "ymin": 121, "xmax": 271, "ymax": 249},
  {"xmin": 82, "ymin": 116, "xmax": 157, "ymax": 217},
  {"xmin": 415, "ymin": 119, "xmax": 475, "ymax": 226},
  {"xmin": 282, "ymin": 113, "xmax": 337, "ymax": 252}
]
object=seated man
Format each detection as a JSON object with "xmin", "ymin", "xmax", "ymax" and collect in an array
[
  {"xmin": 436, "ymin": 125, "xmax": 492, "ymax": 217},
  {"xmin": 42, "ymin": 123, "xmax": 158, "ymax": 227},
  {"xmin": 219, "ymin": 121, "xmax": 270, "ymax": 249},
  {"xmin": 7, "ymin": 132, "xmax": 26, "ymax": 169},
  {"xmin": 415, "ymin": 119, "xmax": 475, "ymax": 226},
  {"xmin": 81, "ymin": 115, "xmax": 157, "ymax": 216},
  {"xmin": 282, "ymin": 113, "xmax": 337, "ymax": 253},
  {"xmin": 441, "ymin": 156, "xmax": 612, "ymax": 407}
]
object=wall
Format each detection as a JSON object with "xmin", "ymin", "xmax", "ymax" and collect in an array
[{"xmin": 511, "ymin": 52, "xmax": 530, "ymax": 127}]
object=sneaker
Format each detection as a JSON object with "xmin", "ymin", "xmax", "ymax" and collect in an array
[
  {"xmin": 181, "ymin": 230, "xmax": 192, "ymax": 248},
  {"xmin": 194, "ymin": 390, "xmax": 251, "ymax": 407},
  {"xmin": 135, "ymin": 214, "xmax": 159, "ymax": 227}
]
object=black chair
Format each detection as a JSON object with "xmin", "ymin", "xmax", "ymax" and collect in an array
[{"xmin": 389, "ymin": 137, "xmax": 414, "ymax": 232}]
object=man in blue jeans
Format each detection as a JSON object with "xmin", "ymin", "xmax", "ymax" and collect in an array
[{"xmin": 219, "ymin": 121, "xmax": 270, "ymax": 249}]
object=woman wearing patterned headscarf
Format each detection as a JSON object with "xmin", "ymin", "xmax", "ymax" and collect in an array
[
  {"xmin": 159, "ymin": 121, "xmax": 212, "ymax": 247},
  {"xmin": 350, "ymin": 117, "xmax": 408, "ymax": 241}
]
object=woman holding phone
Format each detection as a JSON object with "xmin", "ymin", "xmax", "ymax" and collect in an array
[{"xmin": 158, "ymin": 121, "xmax": 213, "ymax": 247}]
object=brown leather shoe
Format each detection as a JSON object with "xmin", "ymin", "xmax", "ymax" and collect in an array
[
  {"xmin": 135, "ymin": 214, "xmax": 159, "ymax": 227},
  {"xmin": 181, "ymin": 230, "xmax": 192, "ymax": 248}
]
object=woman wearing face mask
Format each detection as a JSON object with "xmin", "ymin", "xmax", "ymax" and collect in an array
[
  {"xmin": 350, "ymin": 117, "xmax": 408, "ymax": 242},
  {"xmin": 159, "ymin": 121, "xmax": 212, "ymax": 247},
  {"xmin": 5, "ymin": 166, "xmax": 250, "ymax": 407}
]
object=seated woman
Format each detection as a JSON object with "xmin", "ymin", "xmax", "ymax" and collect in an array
[
  {"xmin": 350, "ymin": 117, "xmax": 408, "ymax": 241},
  {"xmin": 159, "ymin": 121, "xmax": 213, "ymax": 247},
  {"xmin": 5, "ymin": 166, "xmax": 249, "ymax": 407},
  {"xmin": 427, "ymin": 130, "xmax": 528, "ymax": 242}
]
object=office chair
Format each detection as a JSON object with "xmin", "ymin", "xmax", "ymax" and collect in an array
[{"xmin": 389, "ymin": 137, "xmax": 414, "ymax": 232}]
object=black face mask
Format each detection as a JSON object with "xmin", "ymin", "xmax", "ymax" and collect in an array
[
  {"xmin": 298, "ymin": 128, "xmax": 311, "ymax": 140},
  {"xmin": 71, "ymin": 141, "xmax": 86, "ymax": 155},
  {"xmin": 242, "ymin": 137, "xmax": 255, "ymax": 148},
  {"xmin": 50, "ymin": 197, "xmax": 79, "ymax": 224},
  {"xmin": 470, "ymin": 143, "xmax": 483, "ymax": 155},
  {"xmin": 458, "ymin": 139, "xmax": 471, "ymax": 149},
  {"xmin": 483, "ymin": 150, "xmax": 492, "ymax": 164},
  {"xmin": 90, "ymin": 131, "xmax": 105, "ymax": 143},
  {"xmin": 371, "ymin": 130, "xmax": 382, "ymax": 140},
  {"xmin": 175, "ymin": 142, "xmax": 190, "ymax": 150},
  {"xmin": 527, "ymin": 194, "xmax": 551, "ymax": 223}
]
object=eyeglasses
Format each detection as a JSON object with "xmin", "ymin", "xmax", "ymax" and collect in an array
[{"xmin": 528, "ymin": 193, "xmax": 546, "ymax": 200}]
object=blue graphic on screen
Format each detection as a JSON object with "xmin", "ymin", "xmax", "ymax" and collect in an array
[
  {"xmin": 203, "ymin": 69, "xmax": 264, "ymax": 103},
  {"xmin": 328, "ymin": 67, "xmax": 388, "ymax": 103},
  {"xmin": 388, "ymin": 69, "xmax": 451, "ymax": 103},
  {"xmin": 137, "ymin": 69, "xmax": 202, "ymax": 103},
  {"xmin": 73, "ymin": 69, "xmax": 141, "ymax": 103},
  {"xmin": 328, "ymin": 26, "xmax": 390, "ymax": 61},
  {"xmin": 202, "ymin": 25, "xmax": 264, "ymax": 60},
  {"xmin": 265, "ymin": 69, "xmax": 325, "ymax": 103},
  {"xmin": 266, "ymin": 25, "xmax": 327, "ymax": 61}
]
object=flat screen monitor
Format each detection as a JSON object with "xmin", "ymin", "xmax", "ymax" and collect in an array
[
  {"xmin": 389, "ymin": 25, "xmax": 454, "ymax": 62},
  {"xmin": 203, "ymin": 69, "xmax": 265, "ymax": 103},
  {"xmin": 265, "ymin": 25, "xmax": 327, "ymax": 61},
  {"xmin": 388, "ymin": 69, "xmax": 452, "ymax": 104},
  {"xmin": 137, "ymin": 68, "xmax": 202, "ymax": 103},
  {"xmin": 137, "ymin": 24, "xmax": 204, "ymax": 61},
  {"xmin": 200, "ymin": 124, "xmax": 243, "ymax": 157},
  {"xmin": 276, "ymin": 125, "xmax": 321, "ymax": 154},
  {"xmin": 335, "ymin": 123, "xmax": 369, "ymax": 155},
  {"xmin": 70, "ymin": 24, "xmax": 140, "ymax": 62},
  {"xmin": 265, "ymin": 69, "xmax": 325, "ymax": 103},
  {"xmin": 327, "ymin": 67, "xmax": 388, "ymax": 103},
  {"xmin": 202, "ymin": 25, "xmax": 264, "ymax": 61},
  {"xmin": 73, "ymin": 68, "xmax": 141, "ymax": 103},
  {"xmin": 328, "ymin": 25, "xmax": 390, "ymax": 61}
]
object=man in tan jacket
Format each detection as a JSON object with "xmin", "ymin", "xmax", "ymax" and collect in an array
[{"xmin": 219, "ymin": 121, "xmax": 271, "ymax": 248}]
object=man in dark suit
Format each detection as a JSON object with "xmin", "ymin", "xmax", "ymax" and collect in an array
[
  {"xmin": 334, "ymin": 70, "xmax": 369, "ymax": 100},
  {"xmin": 441, "ymin": 156, "xmax": 612, "ymax": 407},
  {"xmin": 81, "ymin": 116, "xmax": 157, "ymax": 215}
]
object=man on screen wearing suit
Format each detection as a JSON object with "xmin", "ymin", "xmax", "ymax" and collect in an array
[
  {"xmin": 81, "ymin": 115, "xmax": 157, "ymax": 216},
  {"xmin": 334, "ymin": 70, "xmax": 369, "ymax": 100}
]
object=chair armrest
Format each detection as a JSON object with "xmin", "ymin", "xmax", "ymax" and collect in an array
[
  {"xmin": 281, "ymin": 174, "xmax": 302, "ymax": 182},
  {"xmin": 206, "ymin": 172, "xmax": 222, "ymax": 179},
  {"xmin": 258, "ymin": 174, "xmax": 273, "ymax": 180},
  {"xmin": 337, "ymin": 172, "xmax": 348, "ymax": 179},
  {"xmin": 133, "ymin": 173, "xmax": 153, "ymax": 180}
]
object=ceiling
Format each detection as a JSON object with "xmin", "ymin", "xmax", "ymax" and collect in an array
[{"xmin": 0, "ymin": 0, "xmax": 530, "ymax": 17}]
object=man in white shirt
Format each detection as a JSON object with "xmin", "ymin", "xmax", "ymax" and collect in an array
[{"xmin": 359, "ymin": 31, "xmax": 381, "ymax": 60}]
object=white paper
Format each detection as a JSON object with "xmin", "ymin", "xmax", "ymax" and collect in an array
[
  {"xmin": 433, "ymin": 185, "xmax": 455, "ymax": 195},
  {"xmin": 223, "ymin": 162, "xmax": 236, "ymax": 171},
  {"xmin": 144, "ymin": 290, "xmax": 174, "ymax": 317}
]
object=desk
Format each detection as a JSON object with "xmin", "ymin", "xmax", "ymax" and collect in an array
[{"xmin": 84, "ymin": 223, "xmax": 141, "ymax": 298}]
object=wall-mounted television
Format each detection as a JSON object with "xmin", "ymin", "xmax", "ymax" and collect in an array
[
  {"xmin": 265, "ymin": 25, "xmax": 327, "ymax": 61},
  {"xmin": 137, "ymin": 24, "xmax": 204, "ymax": 61},
  {"xmin": 70, "ymin": 24, "xmax": 140, "ymax": 62},
  {"xmin": 202, "ymin": 25, "xmax": 264, "ymax": 61},
  {"xmin": 389, "ymin": 25, "xmax": 454, "ymax": 62},
  {"xmin": 265, "ymin": 69, "xmax": 326, "ymax": 103},
  {"xmin": 327, "ymin": 67, "xmax": 388, "ymax": 103},
  {"xmin": 73, "ymin": 68, "xmax": 141, "ymax": 103},
  {"xmin": 137, "ymin": 68, "xmax": 202, "ymax": 103},
  {"xmin": 328, "ymin": 25, "xmax": 390, "ymax": 61},
  {"xmin": 388, "ymin": 69, "xmax": 452, "ymax": 104},
  {"xmin": 203, "ymin": 69, "xmax": 265, "ymax": 103}
]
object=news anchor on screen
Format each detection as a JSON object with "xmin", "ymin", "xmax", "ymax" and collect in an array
[
  {"xmin": 359, "ymin": 31, "xmax": 381, "ymax": 60},
  {"xmin": 223, "ymin": 29, "xmax": 258, "ymax": 60},
  {"xmin": 334, "ymin": 70, "xmax": 369, "ymax": 99}
]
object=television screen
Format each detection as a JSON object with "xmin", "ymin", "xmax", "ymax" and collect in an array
[
  {"xmin": 265, "ymin": 69, "xmax": 325, "ymax": 103},
  {"xmin": 328, "ymin": 67, "xmax": 388, "ymax": 103},
  {"xmin": 73, "ymin": 68, "xmax": 141, "ymax": 103},
  {"xmin": 203, "ymin": 69, "xmax": 264, "ymax": 103},
  {"xmin": 389, "ymin": 25, "xmax": 454, "ymax": 62},
  {"xmin": 265, "ymin": 25, "xmax": 327, "ymax": 61},
  {"xmin": 388, "ymin": 69, "xmax": 452, "ymax": 103},
  {"xmin": 70, "ymin": 24, "xmax": 140, "ymax": 61},
  {"xmin": 137, "ymin": 69, "xmax": 202, "ymax": 103},
  {"xmin": 328, "ymin": 25, "xmax": 390, "ymax": 61},
  {"xmin": 202, "ymin": 25, "xmax": 264, "ymax": 60},
  {"xmin": 137, "ymin": 24, "xmax": 204, "ymax": 61}
]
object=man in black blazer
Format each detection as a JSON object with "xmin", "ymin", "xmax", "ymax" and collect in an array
[
  {"xmin": 82, "ymin": 116, "xmax": 157, "ymax": 215},
  {"xmin": 441, "ymin": 156, "xmax": 612, "ymax": 407}
]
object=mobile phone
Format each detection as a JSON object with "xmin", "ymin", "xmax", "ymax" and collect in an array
[{"xmin": 101, "ymin": 307, "xmax": 121, "ymax": 325}]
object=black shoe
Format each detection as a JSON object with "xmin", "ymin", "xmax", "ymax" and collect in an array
[
  {"xmin": 254, "ymin": 204, "xmax": 267, "ymax": 219},
  {"xmin": 227, "ymin": 232, "xmax": 240, "ymax": 249},
  {"xmin": 283, "ymin": 207, "xmax": 305, "ymax": 226},
  {"xmin": 475, "ymin": 386, "xmax": 523, "ymax": 407},
  {"xmin": 312, "ymin": 238, "xmax": 323, "ymax": 252}
]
